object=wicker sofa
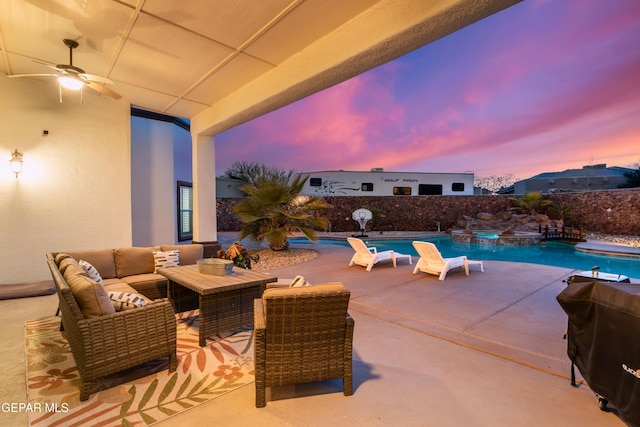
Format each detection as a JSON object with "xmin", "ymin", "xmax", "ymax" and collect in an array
[
  {"xmin": 58, "ymin": 244, "xmax": 205, "ymax": 300},
  {"xmin": 253, "ymin": 283, "xmax": 354, "ymax": 407},
  {"xmin": 45, "ymin": 244, "xmax": 203, "ymax": 401}
]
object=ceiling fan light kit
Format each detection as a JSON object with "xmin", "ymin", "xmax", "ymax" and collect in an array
[
  {"xmin": 9, "ymin": 38, "xmax": 121, "ymax": 102},
  {"xmin": 58, "ymin": 76, "xmax": 83, "ymax": 90}
]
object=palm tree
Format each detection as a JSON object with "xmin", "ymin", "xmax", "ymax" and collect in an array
[
  {"xmin": 547, "ymin": 203, "xmax": 574, "ymax": 222},
  {"xmin": 221, "ymin": 161, "xmax": 294, "ymax": 187},
  {"xmin": 233, "ymin": 174, "xmax": 331, "ymax": 251},
  {"xmin": 509, "ymin": 191, "xmax": 552, "ymax": 215}
]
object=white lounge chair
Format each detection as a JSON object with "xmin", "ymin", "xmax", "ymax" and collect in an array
[
  {"xmin": 347, "ymin": 237, "xmax": 396, "ymax": 271},
  {"xmin": 412, "ymin": 241, "xmax": 469, "ymax": 280}
]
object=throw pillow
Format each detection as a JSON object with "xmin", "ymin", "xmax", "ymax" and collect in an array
[
  {"xmin": 66, "ymin": 273, "xmax": 115, "ymax": 318},
  {"xmin": 289, "ymin": 275, "xmax": 312, "ymax": 287},
  {"xmin": 153, "ymin": 250, "xmax": 180, "ymax": 273},
  {"xmin": 55, "ymin": 253, "xmax": 72, "ymax": 265},
  {"xmin": 79, "ymin": 260, "xmax": 103, "ymax": 286},
  {"xmin": 107, "ymin": 291, "xmax": 148, "ymax": 311}
]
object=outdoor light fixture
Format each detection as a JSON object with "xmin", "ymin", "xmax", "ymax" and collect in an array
[
  {"xmin": 58, "ymin": 76, "xmax": 84, "ymax": 90},
  {"xmin": 10, "ymin": 149, "xmax": 23, "ymax": 178}
]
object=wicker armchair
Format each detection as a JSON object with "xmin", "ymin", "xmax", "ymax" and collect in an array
[
  {"xmin": 253, "ymin": 283, "xmax": 354, "ymax": 407},
  {"xmin": 47, "ymin": 253, "xmax": 177, "ymax": 401}
]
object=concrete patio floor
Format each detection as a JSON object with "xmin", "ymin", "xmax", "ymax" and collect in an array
[{"xmin": 1, "ymin": 239, "xmax": 636, "ymax": 426}]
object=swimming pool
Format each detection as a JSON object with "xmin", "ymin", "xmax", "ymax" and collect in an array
[{"xmin": 294, "ymin": 237, "xmax": 640, "ymax": 278}]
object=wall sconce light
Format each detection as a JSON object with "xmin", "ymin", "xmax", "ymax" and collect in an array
[{"xmin": 10, "ymin": 149, "xmax": 23, "ymax": 178}]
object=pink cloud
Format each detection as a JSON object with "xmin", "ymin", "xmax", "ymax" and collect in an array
[{"xmin": 216, "ymin": 0, "xmax": 640, "ymax": 180}]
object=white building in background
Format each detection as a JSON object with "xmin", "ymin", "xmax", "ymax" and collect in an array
[{"xmin": 300, "ymin": 168, "xmax": 474, "ymax": 196}]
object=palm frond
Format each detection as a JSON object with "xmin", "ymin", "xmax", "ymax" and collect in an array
[{"xmin": 233, "ymin": 172, "xmax": 330, "ymax": 249}]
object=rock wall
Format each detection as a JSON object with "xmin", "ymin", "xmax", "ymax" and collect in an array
[
  {"xmin": 216, "ymin": 188, "xmax": 640, "ymax": 235},
  {"xmin": 546, "ymin": 189, "xmax": 640, "ymax": 234}
]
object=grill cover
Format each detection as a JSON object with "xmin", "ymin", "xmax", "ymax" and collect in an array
[{"xmin": 557, "ymin": 280, "xmax": 640, "ymax": 427}]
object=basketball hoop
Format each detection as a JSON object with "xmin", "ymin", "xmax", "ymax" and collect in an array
[{"xmin": 352, "ymin": 208, "xmax": 372, "ymax": 237}]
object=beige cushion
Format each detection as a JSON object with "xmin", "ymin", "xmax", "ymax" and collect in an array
[
  {"xmin": 59, "ymin": 257, "xmax": 85, "ymax": 276},
  {"xmin": 102, "ymin": 277, "xmax": 129, "ymax": 287},
  {"xmin": 120, "ymin": 273, "xmax": 167, "ymax": 288},
  {"xmin": 65, "ymin": 272, "xmax": 115, "ymax": 318},
  {"xmin": 66, "ymin": 249, "xmax": 116, "ymax": 279},
  {"xmin": 103, "ymin": 281, "xmax": 152, "ymax": 303},
  {"xmin": 262, "ymin": 282, "xmax": 345, "ymax": 306},
  {"xmin": 161, "ymin": 244, "xmax": 204, "ymax": 265},
  {"xmin": 114, "ymin": 246, "xmax": 160, "ymax": 277},
  {"xmin": 55, "ymin": 252, "xmax": 72, "ymax": 265},
  {"xmin": 120, "ymin": 274, "xmax": 168, "ymax": 299}
]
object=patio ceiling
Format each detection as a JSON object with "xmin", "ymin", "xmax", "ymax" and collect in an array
[{"xmin": 0, "ymin": 0, "xmax": 521, "ymax": 135}]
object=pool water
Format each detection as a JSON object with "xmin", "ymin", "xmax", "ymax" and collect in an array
[{"xmin": 296, "ymin": 237, "xmax": 640, "ymax": 278}]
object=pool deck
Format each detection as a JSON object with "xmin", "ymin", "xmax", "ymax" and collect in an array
[
  {"xmin": 2, "ymin": 232, "xmax": 637, "ymax": 426},
  {"xmin": 212, "ymin": 232, "xmax": 637, "ymax": 426},
  {"xmin": 576, "ymin": 240, "xmax": 640, "ymax": 258}
]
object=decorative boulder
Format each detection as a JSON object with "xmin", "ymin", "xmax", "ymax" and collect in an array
[
  {"xmin": 497, "ymin": 211, "xmax": 513, "ymax": 221},
  {"xmin": 533, "ymin": 214, "xmax": 550, "ymax": 223},
  {"xmin": 477, "ymin": 212, "xmax": 495, "ymax": 221}
]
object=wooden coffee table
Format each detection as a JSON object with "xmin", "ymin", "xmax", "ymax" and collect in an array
[{"xmin": 157, "ymin": 264, "xmax": 277, "ymax": 346}]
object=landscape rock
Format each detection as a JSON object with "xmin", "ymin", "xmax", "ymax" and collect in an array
[{"xmin": 477, "ymin": 212, "xmax": 495, "ymax": 221}]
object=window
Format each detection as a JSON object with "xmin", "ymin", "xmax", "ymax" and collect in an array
[
  {"xmin": 361, "ymin": 182, "xmax": 374, "ymax": 192},
  {"xmin": 418, "ymin": 184, "xmax": 442, "ymax": 195},
  {"xmin": 452, "ymin": 182, "xmax": 465, "ymax": 192},
  {"xmin": 177, "ymin": 181, "xmax": 193, "ymax": 241},
  {"xmin": 393, "ymin": 186, "xmax": 412, "ymax": 195},
  {"xmin": 309, "ymin": 177, "xmax": 322, "ymax": 186}
]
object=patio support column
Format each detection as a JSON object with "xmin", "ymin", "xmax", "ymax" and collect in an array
[{"xmin": 192, "ymin": 133, "xmax": 221, "ymax": 256}]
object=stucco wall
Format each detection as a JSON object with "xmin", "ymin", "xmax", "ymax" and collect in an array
[
  {"xmin": 217, "ymin": 188, "xmax": 640, "ymax": 235},
  {"xmin": 0, "ymin": 77, "xmax": 131, "ymax": 285},
  {"xmin": 131, "ymin": 117, "xmax": 192, "ymax": 246}
]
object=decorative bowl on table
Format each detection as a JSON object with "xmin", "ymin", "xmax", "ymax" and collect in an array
[{"xmin": 196, "ymin": 258, "xmax": 233, "ymax": 276}]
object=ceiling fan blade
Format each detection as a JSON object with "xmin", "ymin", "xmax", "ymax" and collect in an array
[
  {"xmin": 32, "ymin": 58, "xmax": 57, "ymax": 67},
  {"xmin": 8, "ymin": 73, "xmax": 59, "ymax": 78},
  {"xmin": 47, "ymin": 64, "xmax": 66, "ymax": 73},
  {"xmin": 84, "ymin": 80, "xmax": 122, "ymax": 100},
  {"xmin": 80, "ymin": 73, "xmax": 114, "ymax": 85}
]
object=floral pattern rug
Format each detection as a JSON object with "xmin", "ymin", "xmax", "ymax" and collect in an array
[{"xmin": 25, "ymin": 311, "xmax": 255, "ymax": 426}]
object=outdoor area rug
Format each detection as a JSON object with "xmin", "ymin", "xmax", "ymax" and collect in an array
[{"xmin": 25, "ymin": 311, "xmax": 255, "ymax": 426}]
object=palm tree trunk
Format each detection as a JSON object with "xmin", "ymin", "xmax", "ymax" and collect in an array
[{"xmin": 269, "ymin": 239, "xmax": 289, "ymax": 251}]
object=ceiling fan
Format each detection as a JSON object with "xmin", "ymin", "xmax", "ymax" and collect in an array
[{"xmin": 9, "ymin": 39, "xmax": 122, "ymax": 100}]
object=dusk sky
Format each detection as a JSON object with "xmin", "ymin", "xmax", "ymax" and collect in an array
[{"xmin": 215, "ymin": 0, "xmax": 640, "ymax": 181}]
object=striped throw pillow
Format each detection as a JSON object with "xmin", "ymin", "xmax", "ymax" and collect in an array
[
  {"xmin": 153, "ymin": 250, "xmax": 180, "ymax": 272},
  {"xmin": 79, "ymin": 260, "xmax": 103, "ymax": 286},
  {"xmin": 107, "ymin": 291, "xmax": 148, "ymax": 311}
]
